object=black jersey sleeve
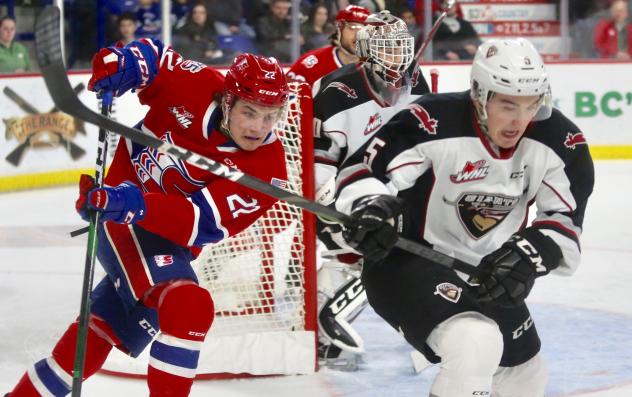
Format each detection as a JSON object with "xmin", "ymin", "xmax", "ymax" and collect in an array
[
  {"xmin": 524, "ymin": 108, "xmax": 595, "ymax": 275},
  {"xmin": 334, "ymin": 98, "xmax": 442, "ymax": 214}
]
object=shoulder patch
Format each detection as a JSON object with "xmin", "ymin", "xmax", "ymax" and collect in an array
[
  {"xmin": 301, "ymin": 54, "xmax": 319, "ymax": 69},
  {"xmin": 563, "ymin": 132, "xmax": 587, "ymax": 150},
  {"xmin": 408, "ymin": 104, "xmax": 438, "ymax": 135},
  {"xmin": 324, "ymin": 81, "xmax": 358, "ymax": 99}
]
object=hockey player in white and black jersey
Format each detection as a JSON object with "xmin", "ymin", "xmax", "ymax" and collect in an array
[
  {"xmin": 336, "ymin": 38, "xmax": 594, "ymax": 395},
  {"xmin": 311, "ymin": 10, "xmax": 430, "ymax": 368}
]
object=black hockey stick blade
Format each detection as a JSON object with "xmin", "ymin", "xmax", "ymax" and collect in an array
[{"xmin": 35, "ymin": 6, "xmax": 480, "ymax": 278}]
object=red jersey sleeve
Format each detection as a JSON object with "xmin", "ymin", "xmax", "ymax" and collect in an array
[{"xmin": 136, "ymin": 141, "xmax": 288, "ymax": 247}]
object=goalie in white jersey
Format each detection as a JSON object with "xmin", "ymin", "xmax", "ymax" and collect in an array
[
  {"xmin": 311, "ymin": 10, "xmax": 430, "ymax": 368},
  {"xmin": 336, "ymin": 38, "xmax": 594, "ymax": 396}
]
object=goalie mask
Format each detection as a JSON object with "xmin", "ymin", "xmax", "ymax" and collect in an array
[
  {"xmin": 470, "ymin": 38, "xmax": 552, "ymax": 125},
  {"xmin": 355, "ymin": 11, "xmax": 415, "ymax": 86}
]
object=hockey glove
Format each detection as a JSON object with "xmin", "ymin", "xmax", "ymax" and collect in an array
[
  {"xmin": 342, "ymin": 195, "xmax": 403, "ymax": 264},
  {"xmin": 75, "ymin": 174, "xmax": 146, "ymax": 224},
  {"xmin": 88, "ymin": 41, "xmax": 161, "ymax": 96},
  {"xmin": 475, "ymin": 228, "xmax": 562, "ymax": 307}
]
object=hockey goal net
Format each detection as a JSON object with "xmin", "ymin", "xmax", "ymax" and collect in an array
[{"xmin": 102, "ymin": 81, "xmax": 317, "ymax": 378}]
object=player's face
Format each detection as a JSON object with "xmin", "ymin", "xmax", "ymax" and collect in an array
[
  {"xmin": 379, "ymin": 43, "xmax": 406, "ymax": 70},
  {"xmin": 191, "ymin": 5, "xmax": 207, "ymax": 25},
  {"xmin": 228, "ymin": 100, "xmax": 283, "ymax": 151},
  {"xmin": 485, "ymin": 93, "xmax": 542, "ymax": 148},
  {"xmin": 340, "ymin": 22, "xmax": 364, "ymax": 54}
]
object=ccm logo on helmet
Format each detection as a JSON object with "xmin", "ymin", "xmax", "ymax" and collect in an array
[
  {"xmin": 518, "ymin": 78, "xmax": 540, "ymax": 83},
  {"xmin": 259, "ymin": 89, "xmax": 279, "ymax": 96}
]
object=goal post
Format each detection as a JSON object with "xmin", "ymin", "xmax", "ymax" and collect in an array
[{"xmin": 101, "ymin": 81, "xmax": 317, "ymax": 378}]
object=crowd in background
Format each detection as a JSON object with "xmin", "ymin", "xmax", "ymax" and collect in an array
[{"xmin": 1, "ymin": 0, "xmax": 632, "ymax": 74}]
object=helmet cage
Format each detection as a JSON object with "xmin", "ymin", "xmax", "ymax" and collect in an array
[{"xmin": 358, "ymin": 13, "xmax": 414, "ymax": 85}]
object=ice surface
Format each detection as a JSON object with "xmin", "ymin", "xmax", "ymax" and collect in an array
[{"xmin": 1, "ymin": 161, "xmax": 631, "ymax": 396}]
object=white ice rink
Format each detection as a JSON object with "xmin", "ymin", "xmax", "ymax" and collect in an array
[{"xmin": 1, "ymin": 160, "xmax": 631, "ymax": 396}]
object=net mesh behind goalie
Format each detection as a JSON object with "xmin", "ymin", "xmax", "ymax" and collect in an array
[{"xmin": 101, "ymin": 81, "xmax": 317, "ymax": 378}]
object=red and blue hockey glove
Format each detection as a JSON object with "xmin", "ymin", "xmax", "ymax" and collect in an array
[
  {"xmin": 475, "ymin": 228, "xmax": 562, "ymax": 307},
  {"xmin": 75, "ymin": 174, "xmax": 146, "ymax": 224},
  {"xmin": 342, "ymin": 194, "xmax": 403, "ymax": 265},
  {"xmin": 88, "ymin": 40, "xmax": 162, "ymax": 96}
]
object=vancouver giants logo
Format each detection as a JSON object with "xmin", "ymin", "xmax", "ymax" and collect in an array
[
  {"xmin": 132, "ymin": 132, "xmax": 206, "ymax": 195},
  {"xmin": 444, "ymin": 192, "xmax": 519, "ymax": 239},
  {"xmin": 168, "ymin": 106, "xmax": 194, "ymax": 129},
  {"xmin": 324, "ymin": 82, "xmax": 358, "ymax": 99},
  {"xmin": 434, "ymin": 282, "xmax": 462, "ymax": 303},
  {"xmin": 564, "ymin": 132, "xmax": 587, "ymax": 150},
  {"xmin": 450, "ymin": 160, "xmax": 490, "ymax": 183},
  {"xmin": 408, "ymin": 104, "xmax": 438, "ymax": 135},
  {"xmin": 363, "ymin": 113, "xmax": 383, "ymax": 136}
]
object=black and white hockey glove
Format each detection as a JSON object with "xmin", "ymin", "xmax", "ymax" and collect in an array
[
  {"xmin": 342, "ymin": 195, "xmax": 403, "ymax": 264},
  {"xmin": 475, "ymin": 228, "xmax": 562, "ymax": 307}
]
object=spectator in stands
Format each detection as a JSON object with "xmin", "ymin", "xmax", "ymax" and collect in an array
[
  {"xmin": 115, "ymin": 12, "xmax": 138, "ymax": 47},
  {"xmin": 136, "ymin": 0, "xmax": 161, "ymax": 38},
  {"xmin": 302, "ymin": 2, "xmax": 335, "ymax": 52},
  {"xmin": 206, "ymin": 0, "xmax": 256, "ymax": 39},
  {"xmin": 108, "ymin": 0, "xmax": 140, "ymax": 14},
  {"xmin": 432, "ymin": 2, "xmax": 480, "ymax": 61},
  {"xmin": 174, "ymin": 2, "xmax": 225, "ymax": 64},
  {"xmin": 594, "ymin": 0, "xmax": 632, "ymax": 59},
  {"xmin": 256, "ymin": 0, "xmax": 301, "ymax": 63},
  {"xmin": 172, "ymin": 0, "xmax": 192, "ymax": 31},
  {"xmin": 0, "ymin": 16, "xmax": 31, "ymax": 73},
  {"xmin": 243, "ymin": 0, "xmax": 269, "ymax": 33},
  {"xmin": 399, "ymin": 6, "xmax": 423, "ymax": 50}
]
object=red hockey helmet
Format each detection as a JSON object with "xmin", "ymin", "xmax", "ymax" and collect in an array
[
  {"xmin": 335, "ymin": 5, "xmax": 370, "ymax": 26},
  {"xmin": 224, "ymin": 53, "xmax": 289, "ymax": 108}
]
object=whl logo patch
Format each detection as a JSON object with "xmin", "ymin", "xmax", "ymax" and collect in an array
[
  {"xmin": 408, "ymin": 104, "xmax": 438, "ymax": 135},
  {"xmin": 564, "ymin": 132, "xmax": 587, "ymax": 150},
  {"xmin": 434, "ymin": 282, "xmax": 462, "ymax": 303},
  {"xmin": 450, "ymin": 160, "xmax": 489, "ymax": 183},
  {"xmin": 169, "ymin": 106, "xmax": 194, "ymax": 129},
  {"xmin": 363, "ymin": 113, "xmax": 383, "ymax": 135}
]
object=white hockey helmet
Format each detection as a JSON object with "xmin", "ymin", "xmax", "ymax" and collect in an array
[
  {"xmin": 356, "ymin": 11, "xmax": 415, "ymax": 85},
  {"xmin": 470, "ymin": 38, "xmax": 552, "ymax": 121}
]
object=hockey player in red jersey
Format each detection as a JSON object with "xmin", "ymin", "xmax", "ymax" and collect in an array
[
  {"xmin": 338, "ymin": 38, "xmax": 594, "ymax": 396},
  {"xmin": 7, "ymin": 40, "xmax": 290, "ymax": 397},
  {"xmin": 287, "ymin": 4, "xmax": 370, "ymax": 85}
]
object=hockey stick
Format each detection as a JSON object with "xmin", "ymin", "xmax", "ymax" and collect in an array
[
  {"xmin": 414, "ymin": 0, "xmax": 456, "ymax": 64},
  {"xmin": 34, "ymin": 6, "xmax": 479, "ymax": 278},
  {"xmin": 70, "ymin": 91, "xmax": 111, "ymax": 397}
]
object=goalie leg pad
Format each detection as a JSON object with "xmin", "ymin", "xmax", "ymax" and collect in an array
[
  {"xmin": 492, "ymin": 353, "xmax": 548, "ymax": 397},
  {"xmin": 427, "ymin": 311, "xmax": 503, "ymax": 397},
  {"xmin": 318, "ymin": 275, "xmax": 368, "ymax": 355}
]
